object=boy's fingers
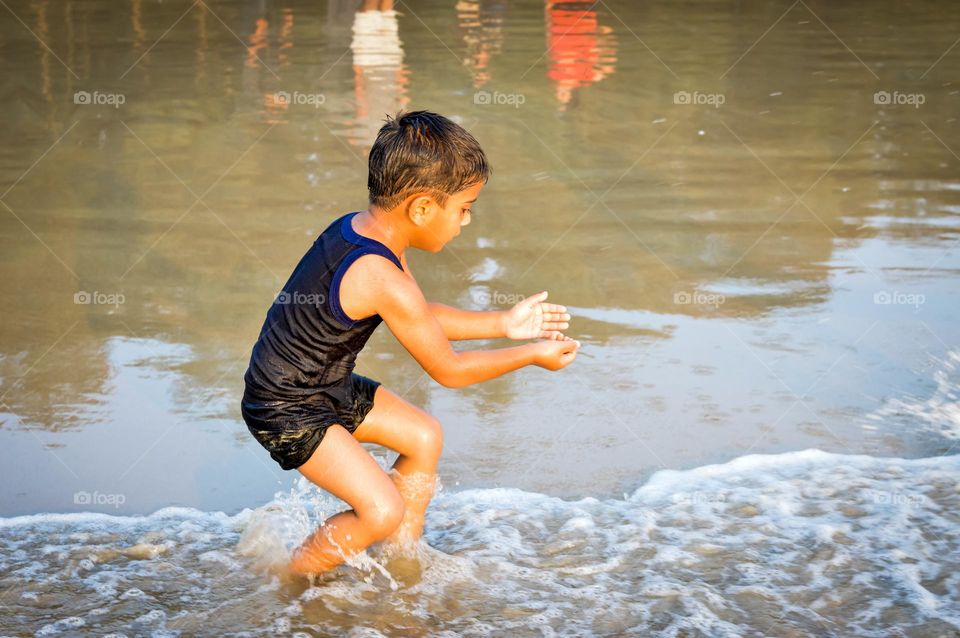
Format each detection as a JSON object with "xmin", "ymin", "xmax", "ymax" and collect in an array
[
  {"xmin": 543, "ymin": 331, "xmax": 578, "ymax": 343},
  {"xmin": 522, "ymin": 292, "xmax": 547, "ymax": 309},
  {"xmin": 558, "ymin": 335, "xmax": 580, "ymax": 347},
  {"xmin": 540, "ymin": 305, "xmax": 568, "ymax": 319},
  {"xmin": 542, "ymin": 300, "xmax": 572, "ymax": 319}
]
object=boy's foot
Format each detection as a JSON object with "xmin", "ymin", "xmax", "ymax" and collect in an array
[{"xmin": 279, "ymin": 560, "xmax": 347, "ymax": 587}]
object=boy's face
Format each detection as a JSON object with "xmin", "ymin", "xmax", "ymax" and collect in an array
[{"xmin": 409, "ymin": 181, "xmax": 483, "ymax": 252}]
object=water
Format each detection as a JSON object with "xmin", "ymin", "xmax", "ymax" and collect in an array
[
  {"xmin": 2, "ymin": 445, "xmax": 959, "ymax": 636},
  {"xmin": 1, "ymin": 0, "xmax": 960, "ymax": 635}
]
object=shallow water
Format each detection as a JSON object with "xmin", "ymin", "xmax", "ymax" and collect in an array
[
  {"xmin": 1, "ymin": 0, "xmax": 960, "ymax": 635},
  {"xmin": 2, "ymin": 448, "xmax": 959, "ymax": 636}
]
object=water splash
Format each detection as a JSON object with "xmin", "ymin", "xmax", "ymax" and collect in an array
[
  {"xmin": 2, "ymin": 453, "xmax": 959, "ymax": 635},
  {"xmin": 868, "ymin": 350, "xmax": 960, "ymax": 440}
]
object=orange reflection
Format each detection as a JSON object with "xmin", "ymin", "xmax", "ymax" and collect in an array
[
  {"xmin": 278, "ymin": 9, "xmax": 293, "ymax": 69},
  {"xmin": 243, "ymin": 12, "xmax": 296, "ymax": 125},
  {"xmin": 132, "ymin": 0, "xmax": 146, "ymax": 56},
  {"xmin": 262, "ymin": 91, "xmax": 290, "ymax": 125},
  {"xmin": 246, "ymin": 18, "xmax": 269, "ymax": 69},
  {"xmin": 545, "ymin": 0, "xmax": 617, "ymax": 109}
]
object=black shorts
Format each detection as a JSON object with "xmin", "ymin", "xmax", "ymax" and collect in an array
[{"xmin": 241, "ymin": 373, "xmax": 381, "ymax": 471}]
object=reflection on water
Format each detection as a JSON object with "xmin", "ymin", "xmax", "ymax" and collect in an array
[
  {"xmin": 545, "ymin": 0, "xmax": 617, "ymax": 108},
  {"xmin": 0, "ymin": 1, "xmax": 958, "ymax": 515},
  {"xmin": 348, "ymin": 7, "xmax": 409, "ymax": 146},
  {"xmin": 456, "ymin": 0, "xmax": 507, "ymax": 89}
]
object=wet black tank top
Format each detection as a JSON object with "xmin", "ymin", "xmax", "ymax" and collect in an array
[{"xmin": 242, "ymin": 211, "xmax": 402, "ymax": 407}]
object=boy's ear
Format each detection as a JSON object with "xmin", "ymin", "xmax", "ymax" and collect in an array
[{"xmin": 406, "ymin": 194, "xmax": 439, "ymax": 226}]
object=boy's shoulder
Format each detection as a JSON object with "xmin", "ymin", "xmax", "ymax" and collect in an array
[{"xmin": 338, "ymin": 246, "xmax": 421, "ymax": 322}]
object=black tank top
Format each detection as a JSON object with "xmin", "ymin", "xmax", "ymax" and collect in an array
[{"xmin": 242, "ymin": 211, "xmax": 403, "ymax": 407}]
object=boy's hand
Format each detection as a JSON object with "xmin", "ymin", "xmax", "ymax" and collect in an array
[
  {"xmin": 362, "ymin": 256, "xmax": 564, "ymax": 388},
  {"xmin": 532, "ymin": 336, "xmax": 580, "ymax": 371},
  {"xmin": 502, "ymin": 291, "xmax": 571, "ymax": 340}
]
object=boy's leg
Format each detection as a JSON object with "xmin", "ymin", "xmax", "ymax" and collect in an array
[
  {"xmin": 352, "ymin": 385, "xmax": 443, "ymax": 544},
  {"xmin": 290, "ymin": 424, "xmax": 405, "ymax": 576}
]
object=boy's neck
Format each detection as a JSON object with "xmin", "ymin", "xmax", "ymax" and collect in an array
[{"xmin": 353, "ymin": 207, "xmax": 409, "ymax": 257}]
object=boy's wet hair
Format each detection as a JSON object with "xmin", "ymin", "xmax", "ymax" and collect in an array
[{"xmin": 368, "ymin": 110, "xmax": 491, "ymax": 211}]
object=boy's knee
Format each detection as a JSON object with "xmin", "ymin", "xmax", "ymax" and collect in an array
[
  {"xmin": 415, "ymin": 415, "xmax": 444, "ymax": 460},
  {"xmin": 361, "ymin": 489, "xmax": 405, "ymax": 538}
]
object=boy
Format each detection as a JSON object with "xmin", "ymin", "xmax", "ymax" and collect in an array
[{"xmin": 241, "ymin": 110, "xmax": 580, "ymax": 577}]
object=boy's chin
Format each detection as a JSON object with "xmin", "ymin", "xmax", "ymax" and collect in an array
[{"xmin": 413, "ymin": 239, "xmax": 447, "ymax": 253}]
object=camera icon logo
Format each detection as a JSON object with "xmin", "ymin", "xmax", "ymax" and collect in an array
[{"xmin": 873, "ymin": 290, "xmax": 892, "ymax": 304}]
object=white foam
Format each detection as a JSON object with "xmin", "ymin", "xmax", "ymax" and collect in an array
[
  {"xmin": 868, "ymin": 350, "xmax": 960, "ymax": 440},
  {"xmin": 1, "ymin": 450, "xmax": 959, "ymax": 635}
]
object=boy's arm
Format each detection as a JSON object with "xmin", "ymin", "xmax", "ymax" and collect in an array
[
  {"xmin": 428, "ymin": 292, "xmax": 571, "ymax": 341},
  {"xmin": 361, "ymin": 257, "xmax": 575, "ymax": 388},
  {"xmin": 401, "ymin": 254, "xmax": 568, "ymax": 341},
  {"xmin": 426, "ymin": 303, "xmax": 506, "ymax": 340}
]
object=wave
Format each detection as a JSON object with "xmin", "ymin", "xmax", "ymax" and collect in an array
[{"xmin": 2, "ymin": 448, "xmax": 959, "ymax": 636}]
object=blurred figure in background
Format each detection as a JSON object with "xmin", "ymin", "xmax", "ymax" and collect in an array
[
  {"xmin": 545, "ymin": 0, "xmax": 617, "ymax": 110},
  {"xmin": 348, "ymin": 0, "xmax": 410, "ymax": 150},
  {"xmin": 456, "ymin": 0, "xmax": 508, "ymax": 89}
]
